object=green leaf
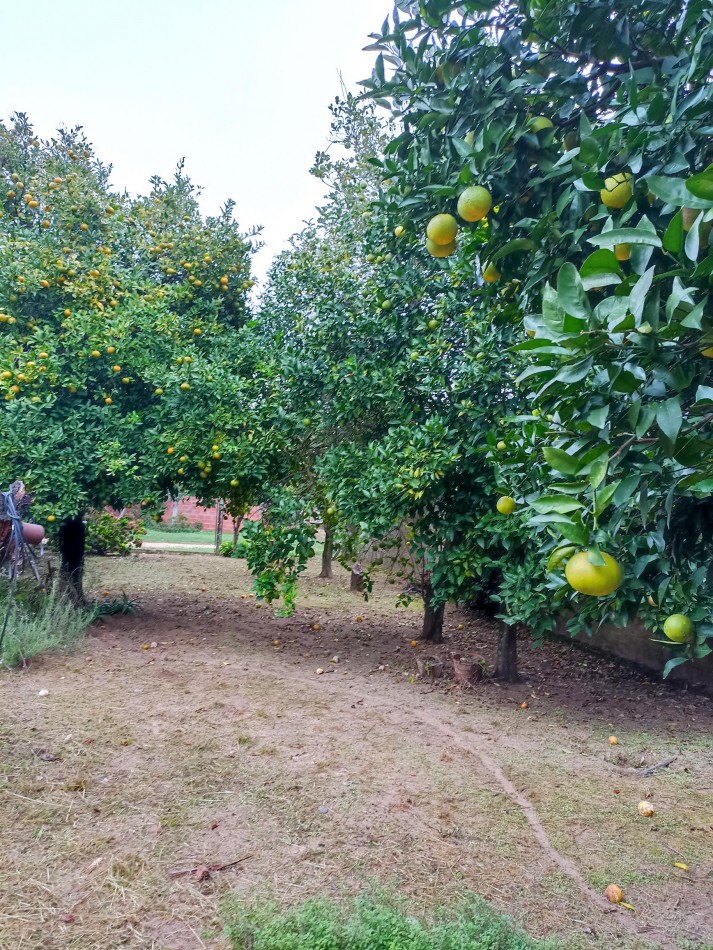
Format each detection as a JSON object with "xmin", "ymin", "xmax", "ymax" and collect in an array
[
  {"xmin": 587, "ymin": 405, "xmax": 610, "ymax": 428},
  {"xmin": 546, "ymin": 544, "xmax": 577, "ymax": 573},
  {"xmin": 492, "ymin": 238, "xmax": 537, "ymax": 262},
  {"xmin": 594, "ymin": 481, "xmax": 620, "ymax": 517},
  {"xmin": 656, "ymin": 398, "xmax": 683, "ymax": 443},
  {"xmin": 451, "ymin": 137, "xmax": 474, "ymax": 159},
  {"xmin": 662, "ymin": 211, "xmax": 684, "ymax": 253},
  {"xmin": 646, "ymin": 176, "xmax": 713, "ymax": 209},
  {"xmin": 680, "ymin": 298, "xmax": 706, "ymax": 329},
  {"xmin": 587, "ymin": 229, "xmax": 662, "ymax": 250},
  {"xmin": 589, "ymin": 455, "xmax": 609, "ymax": 490},
  {"xmin": 530, "ymin": 495, "xmax": 584, "ymax": 514},
  {"xmin": 695, "ymin": 385, "xmax": 713, "ymax": 403},
  {"xmin": 612, "ymin": 474, "xmax": 641, "ymax": 506},
  {"xmin": 663, "ymin": 655, "xmax": 689, "ymax": 679},
  {"xmin": 557, "ymin": 263, "xmax": 591, "ymax": 320},
  {"xmin": 542, "ymin": 446, "xmax": 582, "ymax": 475},
  {"xmin": 579, "ymin": 249, "xmax": 622, "ymax": 290},
  {"xmin": 555, "ymin": 520, "xmax": 589, "ymax": 547},
  {"xmin": 580, "ymin": 248, "xmax": 620, "ymax": 278},
  {"xmin": 629, "ymin": 267, "xmax": 655, "ymax": 321},
  {"xmin": 686, "ymin": 164, "xmax": 713, "ymax": 201}
]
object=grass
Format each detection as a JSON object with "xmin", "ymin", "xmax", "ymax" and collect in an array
[
  {"xmin": 0, "ymin": 581, "xmax": 95, "ymax": 667},
  {"xmin": 142, "ymin": 527, "xmax": 213, "ymax": 545},
  {"xmin": 222, "ymin": 894, "xmax": 560, "ymax": 950}
]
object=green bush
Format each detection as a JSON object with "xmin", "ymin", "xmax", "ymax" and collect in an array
[
  {"xmin": 86, "ymin": 511, "xmax": 146, "ymax": 556},
  {"xmin": 222, "ymin": 895, "xmax": 557, "ymax": 950},
  {"xmin": 218, "ymin": 537, "xmax": 250, "ymax": 558},
  {"xmin": 0, "ymin": 582, "xmax": 96, "ymax": 668}
]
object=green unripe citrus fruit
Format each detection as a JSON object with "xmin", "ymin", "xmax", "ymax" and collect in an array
[{"xmin": 662, "ymin": 614, "xmax": 694, "ymax": 643}]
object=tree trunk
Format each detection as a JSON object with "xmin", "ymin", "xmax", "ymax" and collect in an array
[
  {"xmin": 59, "ymin": 516, "xmax": 86, "ymax": 606},
  {"xmin": 350, "ymin": 563, "xmax": 365, "ymax": 591},
  {"xmin": 170, "ymin": 498, "xmax": 179, "ymax": 524},
  {"xmin": 319, "ymin": 526, "xmax": 334, "ymax": 579},
  {"xmin": 421, "ymin": 578, "xmax": 444, "ymax": 643},
  {"xmin": 494, "ymin": 623, "xmax": 519, "ymax": 682}
]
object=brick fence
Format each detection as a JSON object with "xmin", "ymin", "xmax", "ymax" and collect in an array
[{"xmin": 160, "ymin": 496, "xmax": 261, "ymax": 531}]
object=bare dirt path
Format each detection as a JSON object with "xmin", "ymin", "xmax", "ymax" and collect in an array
[{"xmin": 1, "ymin": 553, "xmax": 711, "ymax": 950}]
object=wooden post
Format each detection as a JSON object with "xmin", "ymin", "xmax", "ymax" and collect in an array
[{"xmin": 214, "ymin": 499, "xmax": 224, "ymax": 554}]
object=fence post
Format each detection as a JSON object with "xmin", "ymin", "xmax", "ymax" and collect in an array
[{"xmin": 214, "ymin": 499, "xmax": 224, "ymax": 554}]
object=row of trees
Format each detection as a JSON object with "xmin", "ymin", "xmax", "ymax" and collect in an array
[
  {"xmin": 2, "ymin": 0, "xmax": 712, "ymax": 679},
  {"xmin": 247, "ymin": 0, "xmax": 713, "ymax": 678}
]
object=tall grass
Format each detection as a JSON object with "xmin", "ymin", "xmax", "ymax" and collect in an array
[
  {"xmin": 222, "ymin": 894, "xmax": 560, "ymax": 950},
  {"xmin": 0, "ymin": 581, "xmax": 96, "ymax": 668}
]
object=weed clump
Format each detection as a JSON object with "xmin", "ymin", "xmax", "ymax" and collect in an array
[
  {"xmin": 222, "ymin": 894, "xmax": 556, "ymax": 950},
  {"xmin": 1, "ymin": 582, "xmax": 95, "ymax": 667}
]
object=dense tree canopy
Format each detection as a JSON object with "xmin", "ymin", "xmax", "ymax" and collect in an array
[{"xmin": 0, "ymin": 115, "xmax": 267, "ymax": 523}]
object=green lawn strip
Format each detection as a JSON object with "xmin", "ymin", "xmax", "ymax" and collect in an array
[{"xmin": 222, "ymin": 893, "xmax": 562, "ymax": 950}]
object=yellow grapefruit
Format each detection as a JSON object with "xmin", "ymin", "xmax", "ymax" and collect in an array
[
  {"xmin": 482, "ymin": 262, "xmax": 501, "ymax": 283},
  {"xmin": 600, "ymin": 173, "xmax": 633, "ymax": 209},
  {"xmin": 565, "ymin": 550, "xmax": 623, "ymax": 597},
  {"xmin": 426, "ymin": 213, "xmax": 458, "ymax": 246},
  {"xmin": 700, "ymin": 335, "xmax": 713, "ymax": 358},
  {"xmin": 457, "ymin": 186, "xmax": 492, "ymax": 223},
  {"xmin": 426, "ymin": 237, "xmax": 456, "ymax": 258},
  {"xmin": 614, "ymin": 244, "xmax": 631, "ymax": 261},
  {"xmin": 496, "ymin": 496, "xmax": 516, "ymax": 515}
]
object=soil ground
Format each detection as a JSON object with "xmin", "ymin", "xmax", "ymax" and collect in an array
[{"xmin": 1, "ymin": 552, "xmax": 712, "ymax": 950}]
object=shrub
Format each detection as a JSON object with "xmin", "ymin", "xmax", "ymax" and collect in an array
[
  {"xmin": 222, "ymin": 894, "xmax": 556, "ymax": 950},
  {"xmin": 86, "ymin": 511, "xmax": 145, "ymax": 556},
  {"xmin": 0, "ymin": 582, "xmax": 96, "ymax": 668},
  {"xmin": 218, "ymin": 537, "xmax": 250, "ymax": 558},
  {"xmin": 147, "ymin": 514, "xmax": 204, "ymax": 533}
]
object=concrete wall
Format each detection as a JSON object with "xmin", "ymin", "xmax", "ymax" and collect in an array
[{"xmin": 560, "ymin": 617, "xmax": 713, "ymax": 695}]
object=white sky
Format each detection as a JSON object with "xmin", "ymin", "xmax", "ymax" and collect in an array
[{"xmin": 0, "ymin": 0, "xmax": 390, "ymax": 285}]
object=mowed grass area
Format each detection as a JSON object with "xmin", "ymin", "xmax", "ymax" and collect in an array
[
  {"xmin": 142, "ymin": 526, "xmax": 214, "ymax": 546},
  {"xmin": 1, "ymin": 551, "xmax": 712, "ymax": 950}
]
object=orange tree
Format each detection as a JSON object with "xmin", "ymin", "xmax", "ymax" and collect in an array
[
  {"xmin": 256, "ymin": 96, "xmax": 547, "ymax": 673},
  {"xmin": 361, "ymin": 0, "xmax": 713, "ymax": 673},
  {"xmin": 246, "ymin": 95, "xmax": 388, "ymax": 609},
  {"xmin": 0, "ymin": 114, "xmax": 266, "ymax": 596}
]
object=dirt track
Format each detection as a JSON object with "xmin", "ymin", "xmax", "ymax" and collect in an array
[{"xmin": 1, "ymin": 553, "xmax": 712, "ymax": 950}]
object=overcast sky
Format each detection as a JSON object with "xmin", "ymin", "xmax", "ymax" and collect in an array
[{"xmin": 0, "ymin": 0, "xmax": 390, "ymax": 284}]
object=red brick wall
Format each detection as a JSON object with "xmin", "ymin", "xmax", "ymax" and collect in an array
[{"xmin": 161, "ymin": 497, "xmax": 261, "ymax": 531}]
